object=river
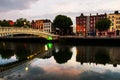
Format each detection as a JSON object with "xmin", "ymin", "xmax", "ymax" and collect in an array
[{"xmin": 0, "ymin": 41, "xmax": 120, "ymax": 80}]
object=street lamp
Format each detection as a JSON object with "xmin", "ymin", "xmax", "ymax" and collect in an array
[{"xmin": 24, "ymin": 22, "xmax": 26, "ymax": 28}]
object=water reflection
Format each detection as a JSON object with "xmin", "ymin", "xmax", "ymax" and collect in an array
[
  {"xmin": 0, "ymin": 49, "xmax": 14, "ymax": 59},
  {"xmin": 76, "ymin": 46, "xmax": 120, "ymax": 67},
  {"xmin": 76, "ymin": 47, "xmax": 110, "ymax": 65},
  {"xmin": 95, "ymin": 48, "xmax": 110, "ymax": 65},
  {"xmin": 52, "ymin": 45, "xmax": 73, "ymax": 64},
  {"xmin": 0, "ymin": 42, "xmax": 49, "ymax": 66},
  {"xmin": 1, "ymin": 42, "xmax": 120, "ymax": 67},
  {"xmin": 0, "ymin": 42, "xmax": 120, "ymax": 80}
]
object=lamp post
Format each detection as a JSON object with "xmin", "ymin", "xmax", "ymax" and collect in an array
[{"xmin": 24, "ymin": 22, "xmax": 26, "ymax": 28}]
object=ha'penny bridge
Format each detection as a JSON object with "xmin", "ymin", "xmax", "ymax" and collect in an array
[{"xmin": 0, "ymin": 27, "xmax": 59, "ymax": 41}]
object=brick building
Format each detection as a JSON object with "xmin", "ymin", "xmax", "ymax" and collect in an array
[
  {"xmin": 76, "ymin": 13, "xmax": 107, "ymax": 36},
  {"xmin": 76, "ymin": 13, "xmax": 88, "ymax": 36},
  {"xmin": 8, "ymin": 20, "xmax": 14, "ymax": 26},
  {"xmin": 90, "ymin": 13, "xmax": 107, "ymax": 36},
  {"xmin": 31, "ymin": 19, "xmax": 52, "ymax": 33},
  {"xmin": 35, "ymin": 19, "xmax": 44, "ymax": 31}
]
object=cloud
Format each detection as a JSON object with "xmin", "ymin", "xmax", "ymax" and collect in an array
[
  {"xmin": 79, "ymin": 70, "xmax": 120, "ymax": 80},
  {"xmin": 0, "ymin": 0, "xmax": 120, "ymax": 26},
  {"xmin": 0, "ymin": 0, "xmax": 39, "ymax": 12}
]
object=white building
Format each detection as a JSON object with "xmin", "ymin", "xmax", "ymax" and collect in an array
[{"xmin": 43, "ymin": 20, "xmax": 52, "ymax": 33}]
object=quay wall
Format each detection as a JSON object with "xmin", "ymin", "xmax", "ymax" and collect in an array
[{"xmin": 0, "ymin": 36, "xmax": 120, "ymax": 46}]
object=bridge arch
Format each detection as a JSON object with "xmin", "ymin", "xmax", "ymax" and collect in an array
[{"xmin": 0, "ymin": 27, "xmax": 58, "ymax": 40}]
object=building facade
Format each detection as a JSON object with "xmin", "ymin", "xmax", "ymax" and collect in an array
[
  {"xmin": 91, "ymin": 13, "xmax": 107, "ymax": 36},
  {"xmin": 76, "ymin": 13, "xmax": 107, "ymax": 36},
  {"xmin": 35, "ymin": 20, "xmax": 44, "ymax": 31},
  {"xmin": 8, "ymin": 20, "xmax": 14, "ymax": 26},
  {"xmin": 31, "ymin": 19, "xmax": 52, "ymax": 33},
  {"xmin": 31, "ymin": 20, "xmax": 36, "ymax": 29},
  {"xmin": 76, "ymin": 13, "xmax": 88, "ymax": 36},
  {"xmin": 108, "ymin": 11, "xmax": 120, "ymax": 35},
  {"xmin": 43, "ymin": 19, "xmax": 52, "ymax": 33}
]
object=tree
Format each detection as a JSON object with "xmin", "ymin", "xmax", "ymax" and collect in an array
[
  {"xmin": 0, "ymin": 20, "xmax": 10, "ymax": 27},
  {"xmin": 53, "ymin": 15, "xmax": 73, "ymax": 35},
  {"xmin": 95, "ymin": 18, "xmax": 111, "ymax": 32},
  {"xmin": 15, "ymin": 18, "xmax": 30, "ymax": 27},
  {"xmin": 0, "ymin": 20, "xmax": 2, "ymax": 26}
]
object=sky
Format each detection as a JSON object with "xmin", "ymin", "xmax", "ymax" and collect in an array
[{"xmin": 0, "ymin": 0, "xmax": 120, "ymax": 26}]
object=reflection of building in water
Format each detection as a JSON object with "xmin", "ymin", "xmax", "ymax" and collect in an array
[
  {"xmin": 109, "ymin": 47, "xmax": 120, "ymax": 67},
  {"xmin": 76, "ymin": 46, "xmax": 120, "ymax": 66},
  {"xmin": 76, "ymin": 46, "xmax": 96, "ymax": 65}
]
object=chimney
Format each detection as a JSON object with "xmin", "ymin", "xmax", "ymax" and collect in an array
[{"xmin": 115, "ymin": 11, "xmax": 119, "ymax": 14}]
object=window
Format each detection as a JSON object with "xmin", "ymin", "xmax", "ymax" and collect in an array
[{"xmin": 112, "ymin": 19, "xmax": 114, "ymax": 22}]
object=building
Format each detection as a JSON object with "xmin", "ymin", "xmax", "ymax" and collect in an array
[
  {"xmin": 31, "ymin": 20, "xmax": 36, "ymax": 29},
  {"xmin": 108, "ymin": 11, "xmax": 120, "ymax": 35},
  {"xmin": 76, "ymin": 13, "xmax": 88, "ymax": 36},
  {"xmin": 8, "ymin": 20, "xmax": 14, "ymax": 26},
  {"xmin": 31, "ymin": 19, "xmax": 52, "ymax": 33},
  {"xmin": 43, "ymin": 19, "xmax": 52, "ymax": 33},
  {"xmin": 91, "ymin": 13, "xmax": 107, "ymax": 36},
  {"xmin": 35, "ymin": 19, "xmax": 44, "ymax": 31},
  {"xmin": 76, "ymin": 13, "xmax": 107, "ymax": 36}
]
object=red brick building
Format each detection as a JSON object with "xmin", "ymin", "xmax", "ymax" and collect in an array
[
  {"xmin": 31, "ymin": 19, "xmax": 52, "ymax": 33},
  {"xmin": 76, "ymin": 13, "xmax": 107, "ymax": 36},
  {"xmin": 31, "ymin": 20, "xmax": 36, "ymax": 29},
  {"xmin": 76, "ymin": 13, "xmax": 87, "ymax": 36},
  {"xmin": 89, "ymin": 13, "xmax": 107, "ymax": 35},
  {"xmin": 8, "ymin": 20, "xmax": 14, "ymax": 26}
]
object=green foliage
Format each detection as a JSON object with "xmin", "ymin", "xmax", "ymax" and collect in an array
[
  {"xmin": 15, "ymin": 18, "xmax": 30, "ymax": 27},
  {"xmin": 0, "ymin": 20, "xmax": 10, "ymax": 27},
  {"xmin": 0, "ymin": 49, "xmax": 14, "ymax": 59},
  {"xmin": 53, "ymin": 15, "xmax": 73, "ymax": 35},
  {"xmin": 95, "ymin": 18, "xmax": 111, "ymax": 31}
]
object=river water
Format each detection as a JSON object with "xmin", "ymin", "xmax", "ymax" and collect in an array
[{"xmin": 0, "ymin": 41, "xmax": 120, "ymax": 80}]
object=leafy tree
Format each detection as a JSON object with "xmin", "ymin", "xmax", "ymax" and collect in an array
[
  {"xmin": 95, "ymin": 18, "xmax": 111, "ymax": 31},
  {"xmin": 53, "ymin": 15, "xmax": 73, "ymax": 35},
  {"xmin": 0, "ymin": 20, "xmax": 2, "ymax": 26},
  {"xmin": 0, "ymin": 49, "xmax": 14, "ymax": 59},
  {"xmin": 0, "ymin": 20, "xmax": 10, "ymax": 27},
  {"xmin": 15, "ymin": 18, "xmax": 30, "ymax": 27}
]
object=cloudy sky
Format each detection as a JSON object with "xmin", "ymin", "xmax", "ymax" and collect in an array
[{"xmin": 0, "ymin": 0, "xmax": 120, "ymax": 25}]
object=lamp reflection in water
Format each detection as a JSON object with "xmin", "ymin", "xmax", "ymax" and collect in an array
[
  {"xmin": 71, "ymin": 47, "xmax": 77, "ymax": 54},
  {"xmin": 45, "ymin": 43, "xmax": 53, "ymax": 51},
  {"xmin": 45, "ymin": 45, "xmax": 48, "ymax": 51},
  {"xmin": 25, "ymin": 67, "xmax": 29, "ymax": 71}
]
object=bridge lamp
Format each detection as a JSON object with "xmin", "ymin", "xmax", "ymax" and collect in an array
[{"xmin": 47, "ymin": 36, "xmax": 52, "ymax": 40}]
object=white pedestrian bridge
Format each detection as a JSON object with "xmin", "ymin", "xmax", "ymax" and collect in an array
[{"xmin": 0, "ymin": 27, "xmax": 59, "ymax": 40}]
